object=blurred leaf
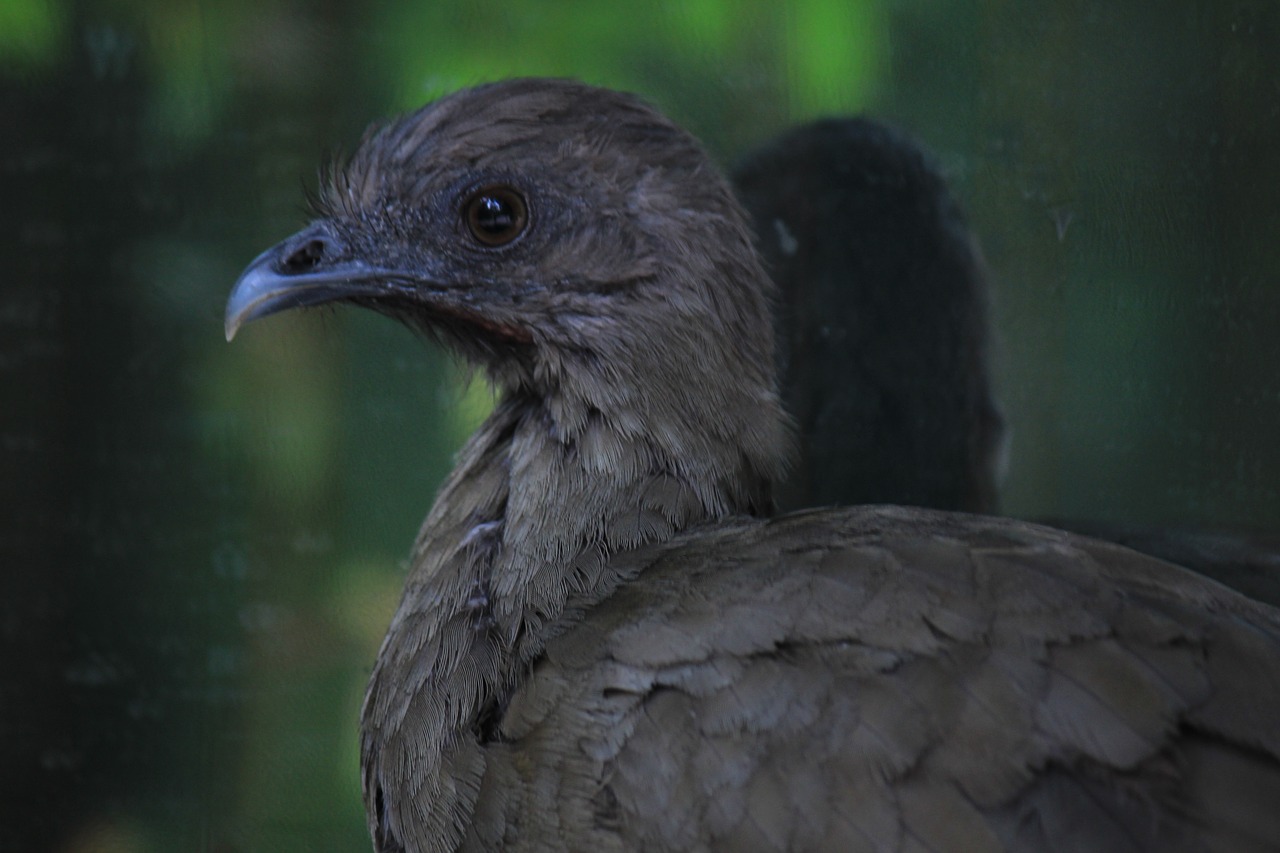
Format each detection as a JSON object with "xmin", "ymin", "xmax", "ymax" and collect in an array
[{"xmin": 0, "ymin": 0, "xmax": 68, "ymax": 72}]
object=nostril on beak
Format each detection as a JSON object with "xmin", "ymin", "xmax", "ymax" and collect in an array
[{"xmin": 281, "ymin": 237, "xmax": 332, "ymax": 274}]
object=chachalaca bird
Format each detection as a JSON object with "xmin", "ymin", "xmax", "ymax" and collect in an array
[
  {"xmin": 735, "ymin": 116, "xmax": 1280, "ymax": 608},
  {"xmin": 226, "ymin": 79, "xmax": 1280, "ymax": 852}
]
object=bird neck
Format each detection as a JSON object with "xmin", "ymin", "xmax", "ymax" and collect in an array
[{"xmin": 360, "ymin": 382, "xmax": 772, "ymax": 848}]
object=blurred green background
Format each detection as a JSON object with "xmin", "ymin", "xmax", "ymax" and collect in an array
[{"xmin": 3, "ymin": 1, "xmax": 1277, "ymax": 851}]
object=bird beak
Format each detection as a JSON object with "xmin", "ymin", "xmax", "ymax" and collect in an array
[
  {"xmin": 224, "ymin": 223, "xmax": 401, "ymax": 341},
  {"xmin": 226, "ymin": 222, "xmax": 535, "ymax": 346}
]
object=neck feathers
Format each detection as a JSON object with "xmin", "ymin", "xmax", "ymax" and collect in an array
[{"xmin": 360, "ymin": 380, "xmax": 781, "ymax": 849}]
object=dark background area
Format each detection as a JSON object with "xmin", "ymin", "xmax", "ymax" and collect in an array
[{"xmin": 2, "ymin": 1, "xmax": 1276, "ymax": 851}]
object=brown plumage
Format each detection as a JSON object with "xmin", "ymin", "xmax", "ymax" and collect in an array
[{"xmin": 226, "ymin": 79, "xmax": 1280, "ymax": 852}]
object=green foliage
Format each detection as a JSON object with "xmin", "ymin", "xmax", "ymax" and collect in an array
[{"xmin": 0, "ymin": 0, "xmax": 68, "ymax": 71}]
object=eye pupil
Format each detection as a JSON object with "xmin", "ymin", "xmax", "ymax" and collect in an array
[
  {"xmin": 476, "ymin": 197, "xmax": 510, "ymax": 229},
  {"xmin": 465, "ymin": 187, "xmax": 528, "ymax": 246}
]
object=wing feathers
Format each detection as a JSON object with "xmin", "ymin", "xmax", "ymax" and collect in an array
[{"xmin": 479, "ymin": 507, "xmax": 1280, "ymax": 851}]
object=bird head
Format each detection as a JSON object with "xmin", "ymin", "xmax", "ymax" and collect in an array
[{"xmin": 227, "ymin": 78, "xmax": 790, "ymax": 485}]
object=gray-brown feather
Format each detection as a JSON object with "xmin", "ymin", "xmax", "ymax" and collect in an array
[{"xmin": 482, "ymin": 507, "xmax": 1280, "ymax": 852}]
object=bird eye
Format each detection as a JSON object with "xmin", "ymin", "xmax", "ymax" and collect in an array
[{"xmin": 464, "ymin": 186, "xmax": 528, "ymax": 247}]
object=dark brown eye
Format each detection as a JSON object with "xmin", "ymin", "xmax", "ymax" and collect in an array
[{"xmin": 464, "ymin": 186, "xmax": 528, "ymax": 247}]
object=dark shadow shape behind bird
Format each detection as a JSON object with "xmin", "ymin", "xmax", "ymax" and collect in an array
[
  {"xmin": 734, "ymin": 116, "xmax": 1280, "ymax": 608},
  {"xmin": 734, "ymin": 118, "xmax": 1005, "ymax": 516}
]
